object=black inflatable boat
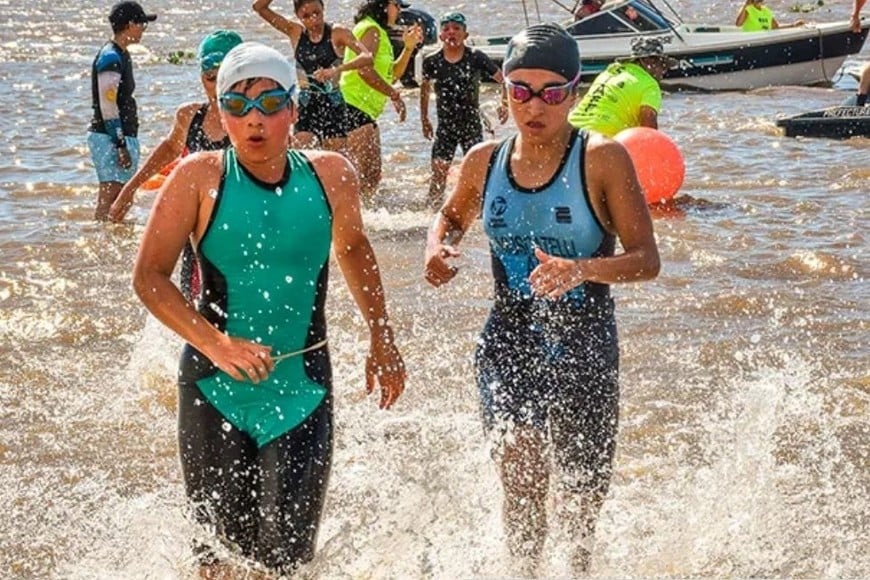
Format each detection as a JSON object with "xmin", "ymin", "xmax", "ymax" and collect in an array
[{"xmin": 776, "ymin": 106, "xmax": 870, "ymax": 139}]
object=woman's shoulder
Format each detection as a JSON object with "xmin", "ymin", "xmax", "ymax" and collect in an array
[
  {"xmin": 178, "ymin": 149, "xmax": 224, "ymax": 173},
  {"xmin": 174, "ymin": 101, "xmax": 207, "ymax": 123}
]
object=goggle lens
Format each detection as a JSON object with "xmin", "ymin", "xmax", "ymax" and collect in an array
[
  {"xmin": 506, "ymin": 77, "xmax": 578, "ymax": 105},
  {"xmin": 219, "ymin": 88, "xmax": 294, "ymax": 117}
]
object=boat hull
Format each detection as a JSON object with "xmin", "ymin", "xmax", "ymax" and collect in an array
[
  {"xmin": 455, "ymin": 21, "xmax": 869, "ymax": 91},
  {"xmin": 776, "ymin": 106, "xmax": 870, "ymax": 138}
]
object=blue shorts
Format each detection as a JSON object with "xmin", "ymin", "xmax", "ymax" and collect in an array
[{"xmin": 87, "ymin": 131, "xmax": 140, "ymax": 183}]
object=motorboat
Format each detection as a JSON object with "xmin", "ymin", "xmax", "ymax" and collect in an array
[
  {"xmin": 412, "ymin": 0, "xmax": 870, "ymax": 91},
  {"xmin": 776, "ymin": 106, "xmax": 870, "ymax": 138}
]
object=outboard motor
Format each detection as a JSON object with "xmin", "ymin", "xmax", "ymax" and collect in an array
[{"xmin": 390, "ymin": 5, "xmax": 438, "ymax": 87}]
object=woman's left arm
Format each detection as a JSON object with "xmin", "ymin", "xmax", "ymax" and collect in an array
[
  {"xmin": 391, "ymin": 24, "xmax": 423, "ymax": 81},
  {"xmin": 530, "ymin": 135, "xmax": 660, "ymax": 298},
  {"xmin": 311, "ymin": 151, "xmax": 406, "ymax": 409}
]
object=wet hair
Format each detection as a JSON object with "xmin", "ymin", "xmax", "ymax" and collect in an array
[
  {"xmin": 354, "ymin": 0, "xmax": 391, "ymax": 28},
  {"xmin": 294, "ymin": 0, "xmax": 323, "ymax": 13}
]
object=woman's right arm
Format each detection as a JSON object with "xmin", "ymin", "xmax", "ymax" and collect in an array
[
  {"xmin": 252, "ymin": 0, "xmax": 304, "ymax": 46},
  {"xmin": 132, "ymin": 153, "xmax": 273, "ymax": 383},
  {"xmin": 355, "ymin": 27, "xmax": 400, "ymax": 97},
  {"xmin": 735, "ymin": 1, "xmax": 749, "ymax": 26},
  {"xmin": 424, "ymin": 142, "xmax": 495, "ymax": 287},
  {"xmin": 109, "ymin": 103, "xmax": 196, "ymax": 222}
]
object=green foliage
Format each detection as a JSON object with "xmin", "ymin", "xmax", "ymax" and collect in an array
[
  {"xmin": 788, "ymin": 0, "xmax": 824, "ymax": 12},
  {"xmin": 166, "ymin": 50, "xmax": 195, "ymax": 65}
]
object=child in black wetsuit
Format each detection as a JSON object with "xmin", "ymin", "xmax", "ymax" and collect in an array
[{"xmin": 420, "ymin": 12, "xmax": 507, "ymax": 208}]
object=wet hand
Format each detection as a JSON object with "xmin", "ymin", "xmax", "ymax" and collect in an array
[
  {"xmin": 391, "ymin": 93, "xmax": 406, "ymax": 122},
  {"xmin": 204, "ymin": 335, "xmax": 274, "ymax": 384},
  {"xmin": 366, "ymin": 331, "xmax": 406, "ymax": 409},
  {"xmin": 312, "ymin": 67, "xmax": 338, "ymax": 83},
  {"xmin": 402, "ymin": 24, "xmax": 423, "ymax": 50},
  {"xmin": 529, "ymin": 247, "xmax": 585, "ymax": 299},
  {"xmin": 108, "ymin": 189, "xmax": 134, "ymax": 222},
  {"xmin": 118, "ymin": 147, "xmax": 132, "ymax": 169},
  {"xmin": 424, "ymin": 244, "xmax": 460, "ymax": 287}
]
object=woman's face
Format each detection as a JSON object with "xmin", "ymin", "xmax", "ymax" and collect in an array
[
  {"xmin": 385, "ymin": 0, "xmax": 401, "ymax": 26},
  {"xmin": 505, "ymin": 68, "xmax": 577, "ymax": 144},
  {"xmin": 296, "ymin": 0, "xmax": 325, "ymax": 32},
  {"xmin": 200, "ymin": 69, "xmax": 218, "ymax": 100},
  {"xmin": 220, "ymin": 78, "xmax": 296, "ymax": 162}
]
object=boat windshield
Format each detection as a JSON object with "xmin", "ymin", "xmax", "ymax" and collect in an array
[{"xmin": 565, "ymin": 0, "xmax": 672, "ymax": 36}]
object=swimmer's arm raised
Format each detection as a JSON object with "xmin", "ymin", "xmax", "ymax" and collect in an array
[{"xmin": 252, "ymin": 0, "xmax": 304, "ymax": 46}]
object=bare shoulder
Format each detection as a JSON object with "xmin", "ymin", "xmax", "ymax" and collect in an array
[
  {"xmin": 458, "ymin": 139, "xmax": 501, "ymax": 185},
  {"xmin": 331, "ymin": 23, "xmax": 354, "ymax": 38},
  {"xmin": 584, "ymin": 131, "xmax": 629, "ymax": 162},
  {"xmin": 463, "ymin": 139, "xmax": 500, "ymax": 172},
  {"xmin": 174, "ymin": 101, "xmax": 204, "ymax": 123},
  {"xmin": 167, "ymin": 150, "xmax": 224, "ymax": 188},
  {"xmin": 179, "ymin": 149, "xmax": 223, "ymax": 170},
  {"xmin": 303, "ymin": 150, "xmax": 359, "ymax": 200},
  {"xmin": 305, "ymin": 149, "xmax": 356, "ymax": 180}
]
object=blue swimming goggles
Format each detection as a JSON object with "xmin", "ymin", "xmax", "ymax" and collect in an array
[
  {"xmin": 299, "ymin": 81, "xmax": 344, "ymax": 107},
  {"xmin": 219, "ymin": 87, "xmax": 296, "ymax": 117}
]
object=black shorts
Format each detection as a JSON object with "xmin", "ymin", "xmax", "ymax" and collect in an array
[
  {"xmin": 344, "ymin": 103, "xmax": 377, "ymax": 133},
  {"xmin": 475, "ymin": 297, "xmax": 619, "ymax": 494},
  {"xmin": 432, "ymin": 120, "xmax": 484, "ymax": 161},
  {"xmin": 295, "ymin": 92, "xmax": 348, "ymax": 140}
]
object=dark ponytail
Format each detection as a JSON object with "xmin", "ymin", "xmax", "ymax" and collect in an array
[{"xmin": 354, "ymin": 0, "xmax": 390, "ymax": 28}]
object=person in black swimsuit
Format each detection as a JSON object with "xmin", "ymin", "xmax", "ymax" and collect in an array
[
  {"xmin": 253, "ymin": 0, "xmax": 374, "ymax": 150},
  {"xmin": 420, "ymin": 12, "xmax": 507, "ymax": 208}
]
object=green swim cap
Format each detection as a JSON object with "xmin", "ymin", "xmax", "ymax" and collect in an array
[
  {"xmin": 503, "ymin": 23, "xmax": 580, "ymax": 81},
  {"xmin": 198, "ymin": 30, "xmax": 244, "ymax": 72}
]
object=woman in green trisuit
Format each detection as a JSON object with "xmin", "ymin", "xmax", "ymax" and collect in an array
[{"xmin": 133, "ymin": 42, "xmax": 405, "ymax": 576}]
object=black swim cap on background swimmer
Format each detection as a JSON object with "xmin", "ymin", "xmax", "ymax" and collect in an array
[{"xmin": 503, "ymin": 23, "xmax": 581, "ymax": 81}]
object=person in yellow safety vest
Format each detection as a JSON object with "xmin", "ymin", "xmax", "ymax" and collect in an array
[{"xmin": 735, "ymin": 0, "xmax": 805, "ymax": 31}]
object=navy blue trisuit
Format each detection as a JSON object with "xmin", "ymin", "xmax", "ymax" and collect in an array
[{"xmin": 477, "ymin": 129, "xmax": 619, "ymax": 496}]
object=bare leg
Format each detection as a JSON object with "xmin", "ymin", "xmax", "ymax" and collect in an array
[
  {"xmin": 858, "ymin": 63, "xmax": 870, "ymax": 105},
  {"xmin": 495, "ymin": 426, "xmax": 550, "ymax": 577},
  {"xmin": 344, "ymin": 124, "xmax": 381, "ymax": 202},
  {"xmin": 95, "ymin": 181, "xmax": 123, "ymax": 221},
  {"xmin": 554, "ymin": 488, "xmax": 607, "ymax": 575},
  {"xmin": 199, "ymin": 562, "xmax": 274, "ymax": 579},
  {"xmin": 427, "ymin": 158, "xmax": 451, "ymax": 210}
]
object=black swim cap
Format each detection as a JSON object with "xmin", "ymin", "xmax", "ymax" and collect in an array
[{"xmin": 503, "ymin": 23, "xmax": 580, "ymax": 81}]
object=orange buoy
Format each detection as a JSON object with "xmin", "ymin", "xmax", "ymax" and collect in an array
[
  {"xmin": 614, "ymin": 127, "xmax": 685, "ymax": 204},
  {"xmin": 141, "ymin": 157, "xmax": 182, "ymax": 191}
]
